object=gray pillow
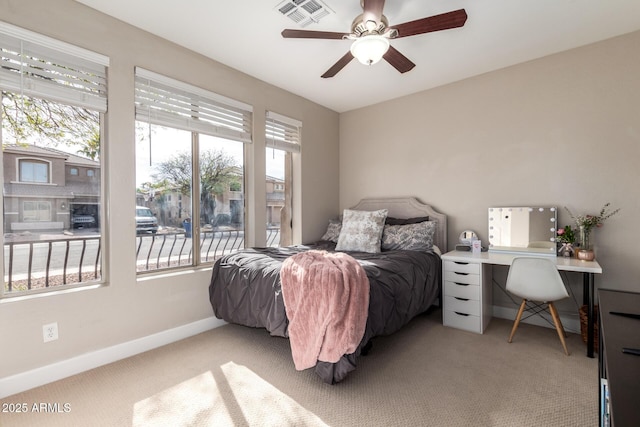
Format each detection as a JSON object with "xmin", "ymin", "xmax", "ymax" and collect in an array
[
  {"xmin": 321, "ymin": 219, "xmax": 342, "ymax": 243},
  {"xmin": 381, "ymin": 221, "xmax": 437, "ymax": 251},
  {"xmin": 335, "ymin": 209, "xmax": 388, "ymax": 253}
]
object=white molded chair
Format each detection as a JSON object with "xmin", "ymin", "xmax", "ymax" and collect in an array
[{"xmin": 505, "ymin": 257, "xmax": 570, "ymax": 355}]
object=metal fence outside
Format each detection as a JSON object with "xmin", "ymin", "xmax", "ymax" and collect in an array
[{"xmin": 3, "ymin": 227, "xmax": 281, "ymax": 293}]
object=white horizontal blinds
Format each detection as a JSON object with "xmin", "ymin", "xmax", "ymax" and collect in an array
[
  {"xmin": 0, "ymin": 21, "xmax": 108, "ymax": 112},
  {"xmin": 265, "ymin": 111, "xmax": 301, "ymax": 153},
  {"xmin": 135, "ymin": 68, "xmax": 252, "ymax": 143}
]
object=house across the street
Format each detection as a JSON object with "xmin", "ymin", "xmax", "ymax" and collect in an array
[{"xmin": 2, "ymin": 144, "xmax": 100, "ymax": 233}]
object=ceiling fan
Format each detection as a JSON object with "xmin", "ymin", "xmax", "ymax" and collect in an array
[{"xmin": 281, "ymin": 0, "xmax": 467, "ymax": 78}]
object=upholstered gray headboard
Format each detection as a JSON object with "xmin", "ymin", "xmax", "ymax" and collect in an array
[{"xmin": 350, "ymin": 197, "xmax": 448, "ymax": 252}]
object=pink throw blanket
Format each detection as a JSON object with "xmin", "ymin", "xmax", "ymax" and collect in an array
[{"xmin": 280, "ymin": 250, "xmax": 370, "ymax": 371}]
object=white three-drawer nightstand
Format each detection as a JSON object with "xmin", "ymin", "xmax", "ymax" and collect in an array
[{"xmin": 441, "ymin": 252, "xmax": 493, "ymax": 333}]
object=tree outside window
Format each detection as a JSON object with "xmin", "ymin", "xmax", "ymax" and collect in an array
[{"xmin": 135, "ymin": 124, "xmax": 245, "ymax": 273}]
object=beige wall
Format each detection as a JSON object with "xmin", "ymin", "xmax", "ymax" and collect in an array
[
  {"xmin": 0, "ymin": 0, "xmax": 339, "ymax": 379},
  {"xmin": 340, "ymin": 30, "xmax": 640, "ymax": 311}
]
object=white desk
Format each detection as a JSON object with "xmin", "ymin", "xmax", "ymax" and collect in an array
[{"xmin": 441, "ymin": 250, "xmax": 602, "ymax": 357}]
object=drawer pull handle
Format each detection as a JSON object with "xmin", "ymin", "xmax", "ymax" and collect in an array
[
  {"xmin": 454, "ymin": 311, "xmax": 469, "ymax": 317},
  {"xmin": 454, "ymin": 297, "xmax": 469, "ymax": 301},
  {"xmin": 454, "ymin": 261, "xmax": 469, "ymax": 265},
  {"xmin": 454, "ymin": 282, "xmax": 469, "ymax": 286},
  {"xmin": 454, "ymin": 272, "xmax": 469, "ymax": 276}
]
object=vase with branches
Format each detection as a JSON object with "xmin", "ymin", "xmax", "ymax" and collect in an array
[{"xmin": 565, "ymin": 203, "xmax": 620, "ymax": 259}]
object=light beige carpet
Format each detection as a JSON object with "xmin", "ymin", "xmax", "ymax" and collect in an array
[{"xmin": 1, "ymin": 309, "xmax": 597, "ymax": 427}]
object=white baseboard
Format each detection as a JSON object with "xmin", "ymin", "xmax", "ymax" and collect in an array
[
  {"xmin": 0, "ymin": 316, "xmax": 226, "ymax": 399},
  {"xmin": 492, "ymin": 305, "xmax": 581, "ymax": 335}
]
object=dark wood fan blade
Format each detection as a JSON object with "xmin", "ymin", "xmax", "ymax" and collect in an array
[
  {"xmin": 281, "ymin": 29, "xmax": 348, "ymax": 40},
  {"xmin": 383, "ymin": 46, "xmax": 415, "ymax": 74},
  {"xmin": 321, "ymin": 52, "xmax": 354, "ymax": 78},
  {"xmin": 362, "ymin": 0, "xmax": 386, "ymax": 25},
  {"xmin": 391, "ymin": 9, "xmax": 467, "ymax": 39}
]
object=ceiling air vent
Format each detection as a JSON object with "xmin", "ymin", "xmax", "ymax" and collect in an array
[{"xmin": 275, "ymin": 0, "xmax": 334, "ymax": 28}]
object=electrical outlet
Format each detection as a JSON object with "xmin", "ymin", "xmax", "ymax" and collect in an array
[{"xmin": 43, "ymin": 322, "xmax": 58, "ymax": 343}]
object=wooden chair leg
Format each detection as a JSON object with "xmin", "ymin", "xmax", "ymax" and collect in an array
[
  {"xmin": 508, "ymin": 299, "xmax": 527, "ymax": 343},
  {"xmin": 556, "ymin": 308, "xmax": 568, "ymax": 338},
  {"xmin": 549, "ymin": 302, "xmax": 570, "ymax": 356}
]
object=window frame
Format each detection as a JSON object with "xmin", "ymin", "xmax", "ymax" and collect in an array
[
  {"xmin": 134, "ymin": 68, "xmax": 253, "ymax": 275},
  {"xmin": 23, "ymin": 200, "xmax": 52, "ymax": 222},
  {"xmin": 265, "ymin": 111, "xmax": 301, "ymax": 247},
  {"xmin": 18, "ymin": 158, "xmax": 51, "ymax": 183},
  {"xmin": 0, "ymin": 22, "xmax": 108, "ymax": 299}
]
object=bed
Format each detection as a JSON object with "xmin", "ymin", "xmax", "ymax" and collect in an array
[{"xmin": 209, "ymin": 197, "xmax": 447, "ymax": 384}]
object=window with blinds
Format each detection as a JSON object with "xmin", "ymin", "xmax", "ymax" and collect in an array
[
  {"xmin": 1, "ymin": 22, "xmax": 107, "ymax": 297},
  {"xmin": 265, "ymin": 111, "xmax": 302, "ymax": 153},
  {"xmin": 0, "ymin": 21, "xmax": 108, "ymax": 112},
  {"xmin": 134, "ymin": 69, "xmax": 249, "ymax": 274},
  {"xmin": 134, "ymin": 68, "xmax": 252, "ymax": 144},
  {"xmin": 265, "ymin": 111, "xmax": 300, "ymax": 247}
]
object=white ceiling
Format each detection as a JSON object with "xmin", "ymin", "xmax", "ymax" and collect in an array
[{"xmin": 75, "ymin": 0, "xmax": 640, "ymax": 113}]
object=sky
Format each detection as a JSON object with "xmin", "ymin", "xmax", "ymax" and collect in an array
[{"xmin": 135, "ymin": 124, "xmax": 285, "ymax": 188}]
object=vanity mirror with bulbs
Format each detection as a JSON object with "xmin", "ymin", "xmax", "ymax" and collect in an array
[{"xmin": 488, "ymin": 207, "xmax": 557, "ymax": 256}]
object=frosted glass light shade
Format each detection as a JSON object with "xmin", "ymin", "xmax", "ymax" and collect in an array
[{"xmin": 350, "ymin": 35, "xmax": 390, "ymax": 65}]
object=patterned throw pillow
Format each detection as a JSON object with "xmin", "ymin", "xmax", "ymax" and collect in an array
[
  {"xmin": 381, "ymin": 221, "xmax": 437, "ymax": 251},
  {"xmin": 335, "ymin": 209, "xmax": 388, "ymax": 253},
  {"xmin": 321, "ymin": 219, "xmax": 342, "ymax": 243}
]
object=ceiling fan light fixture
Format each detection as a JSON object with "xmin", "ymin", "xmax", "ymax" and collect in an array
[{"xmin": 350, "ymin": 35, "xmax": 389, "ymax": 66}]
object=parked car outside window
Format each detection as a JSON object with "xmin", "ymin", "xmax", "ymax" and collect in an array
[
  {"xmin": 71, "ymin": 214, "xmax": 96, "ymax": 229},
  {"xmin": 136, "ymin": 206, "xmax": 158, "ymax": 234}
]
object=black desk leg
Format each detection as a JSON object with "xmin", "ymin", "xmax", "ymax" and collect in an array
[{"xmin": 583, "ymin": 272, "xmax": 595, "ymax": 358}]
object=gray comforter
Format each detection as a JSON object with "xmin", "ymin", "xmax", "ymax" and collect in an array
[{"xmin": 208, "ymin": 241, "xmax": 441, "ymax": 384}]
